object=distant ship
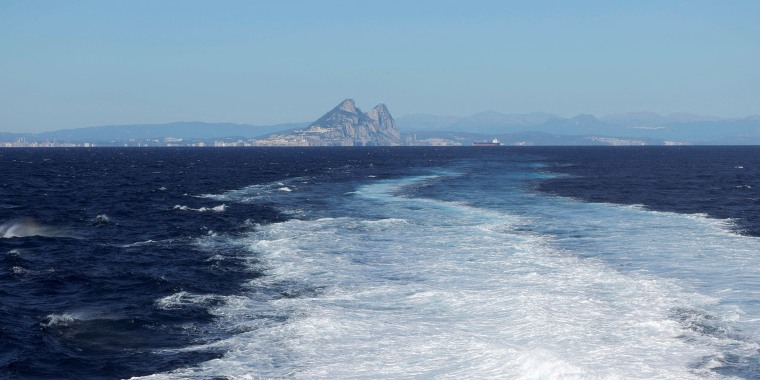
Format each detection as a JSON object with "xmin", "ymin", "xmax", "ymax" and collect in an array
[{"xmin": 473, "ymin": 139, "xmax": 501, "ymax": 146}]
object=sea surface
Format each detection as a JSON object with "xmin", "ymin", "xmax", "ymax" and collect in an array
[{"xmin": 2, "ymin": 146, "xmax": 760, "ymax": 379}]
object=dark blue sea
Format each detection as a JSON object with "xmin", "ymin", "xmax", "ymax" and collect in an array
[{"xmin": 2, "ymin": 146, "xmax": 760, "ymax": 379}]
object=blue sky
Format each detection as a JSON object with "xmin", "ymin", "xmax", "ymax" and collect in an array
[{"xmin": 1, "ymin": 0, "xmax": 758, "ymax": 132}]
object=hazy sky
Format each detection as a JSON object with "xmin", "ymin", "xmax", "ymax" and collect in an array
[{"xmin": 1, "ymin": 1, "xmax": 758, "ymax": 133}]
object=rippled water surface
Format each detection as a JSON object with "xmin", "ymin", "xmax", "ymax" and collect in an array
[{"xmin": 2, "ymin": 146, "xmax": 759, "ymax": 379}]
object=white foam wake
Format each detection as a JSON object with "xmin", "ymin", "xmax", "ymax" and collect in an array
[{"xmin": 136, "ymin": 175, "xmax": 748, "ymax": 379}]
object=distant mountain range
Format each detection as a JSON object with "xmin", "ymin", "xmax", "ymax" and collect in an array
[
  {"xmin": 2, "ymin": 107, "xmax": 759, "ymax": 146},
  {"xmin": 0, "ymin": 122, "xmax": 307, "ymax": 144},
  {"xmin": 395, "ymin": 112, "xmax": 760, "ymax": 145}
]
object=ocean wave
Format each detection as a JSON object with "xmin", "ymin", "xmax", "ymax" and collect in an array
[
  {"xmin": 41, "ymin": 311, "xmax": 112, "ymax": 328},
  {"xmin": 155, "ymin": 291, "xmax": 231, "ymax": 310},
  {"xmin": 119, "ymin": 239, "xmax": 158, "ymax": 248},
  {"xmin": 173, "ymin": 204, "xmax": 227, "ymax": 212},
  {"xmin": 0, "ymin": 218, "xmax": 79, "ymax": 239},
  {"xmin": 42, "ymin": 313, "xmax": 78, "ymax": 328},
  {"xmin": 118, "ymin": 237, "xmax": 190, "ymax": 248},
  {"xmin": 198, "ymin": 177, "xmax": 309, "ymax": 202},
  {"xmin": 92, "ymin": 214, "xmax": 115, "ymax": 226}
]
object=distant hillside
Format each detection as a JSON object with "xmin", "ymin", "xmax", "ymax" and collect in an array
[
  {"xmin": 397, "ymin": 111, "xmax": 760, "ymax": 145},
  {"xmin": 34, "ymin": 121, "xmax": 307, "ymax": 142},
  {"xmin": 0, "ymin": 132, "xmax": 31, "ymax": 141},
  {"xmin": 3, "ymin": 109, "xmax": 760, "ymax": 147},
  {"xmin": 396, "ymin": 112, "xmax": 558, "ymax": 133},
  {"xmin": 395, "ymin": 114, "xmax": 463, "ymax": 132}
]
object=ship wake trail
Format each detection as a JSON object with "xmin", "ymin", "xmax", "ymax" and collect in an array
[
  {"xmin": 7, "ymin": 147, "xmax": 755, "ymax": 380},
  {"xmin": 138, "ymin": 174, "xmax": 735, "ymax": 379}
]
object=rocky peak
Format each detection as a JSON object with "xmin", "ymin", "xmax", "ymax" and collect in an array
[
  {"xmin": 300, "ymin": 99, "xmax": 400, "ymax": 146},
  {"xmin": 367, "ymin": 103, "xmax": 391, "ymax": 121},
  {"xmin": 337, "ymin": 98, "xmax": 358, "ymax": 114}
]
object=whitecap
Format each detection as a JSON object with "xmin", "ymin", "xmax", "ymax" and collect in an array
[
  {"xmin": 173, "ymin": 204, "xmax": 227, "ymax": 212},
  {"xmin": 198, "ymin": 177, "xmax": 310, "ymax": 202},
  {"xmin": 0, "ymin": 219, "xmax": 79, "ymax": 239},
  {"xmin": 155, "ymin": 292, "xmax": 243, "ymax": 312},
  {"xmin": 42, "ymin": 310, "xmax": 119, "ymax": 328},
  {"xmin": 92, "ymin": 214, "xmax": 115, "ymax": 226},
  {"xmin": 42, "ymin": 313, "xmax": 77, "ymax": 327},
  {"xmin": 120, "ymin": 239, "xmax": 157, "ymax": 248},
  {"xmin": 209, "ymin": 204, "xmax": 227, "ymax": 212}
]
